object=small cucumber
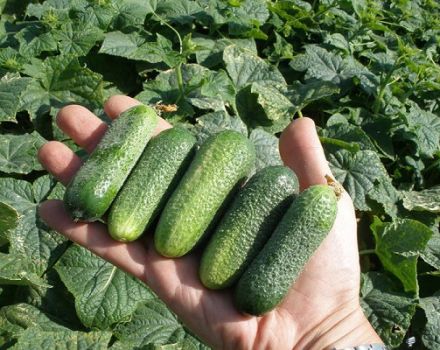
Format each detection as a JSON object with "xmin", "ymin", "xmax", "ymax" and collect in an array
[
  {"xmin": 199, "ymin": 166, "xmax": 298, "ymax": 289},
  {"xmin": 108, "ymin": 127, "xmax": 197, "ymax": 242},
  {"xmin": 64, "ymin": 105, "xmax": 159, "ymax": 221},
  {"xmin": 234, "ymin": 184, "xmax": 338, "ymax": 315},
  {"xmin": 155, "ymin": 130, "xmax": 256, "ymax": 258}
]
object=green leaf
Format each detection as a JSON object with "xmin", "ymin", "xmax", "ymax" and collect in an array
[
  {"xmin": 251, "ymin": 82, "xmax": 296, "ymax": 122},
  {"xmin": 421, "ymin": 232, "xmax": 440, "ymax": 270},
  {"xmin": 226, "ymin": 0, "xmax": 270, "ymax": 37},
  {"xmin": 11, "ymin": 327, "xmax": 112, "ymax": 350},
  {"xmin": 420, "ymin": 292, "xmax": 440, "ymax": 349},
  {"xmin": 328, "ymin": 149, "xmax": 387, "ymax": 210},
  {"xmin": 361, "ymin": 272, "xmax": 417, "ymax": 348},
  {"xmin": 236, "ymin": 82, "xmax": 294, "ymax": 133},
  {"xmin": 137, "ymin": 64, "xmax": 233, "ymax": 118},
  {"xmin": 0, "ymin": 177, "xmax": 67, "ymax": 276},
  {"xmin": 371, "ymin": 217, "xmax": 432, "ymax": 293},
  {"xmin": 401, "ymin": 186, "xmax": 440, "ymax": 213},
  {"xmin": 321, "ymin": 122, "xmax": 376, "ymax": 152},
  {"xmin": 55, "ymin": 19, "xmax": 104, "ymax": 56},
  {"xmin": 223, "ymin": 45, "xmax": 285, "ymax": 89},
  {"xmin": 0, "ymin": 74, "xmax": 32, "ymax": 122},
  {"xmin": 249, "ymin": 128, "xmax": 285, "ymax": 173},
  {"xmin": 113, "ymin": 299, "xmax": 186, "ymax": 347},
  {"xmin": 0, "ymin": 201, "xmax": 18, "ymax": 246},
  {"xmin": 401, "ymin": 102, "xmax": 440, "ymax": 158},
  {"xmin": 21, "ymin": 56, "xmax": 104, "ymax": 118},
  {"xmin": 15, "ymin": 24, "xmax": 58, "ymax": 57},
  {"xmin": 195, "ymin": 111, "xmax": 247, "ymax": 143},
  {"xmin": 290, "ymin": 45, "xmax": 378, "ymax": 93},
  {"xmin": 110, "ymin": 0, "xmax": 153, "ymax": 30},
  {"xmin": 55, "ymin": 244, "xmax": 154, "ymax": 329},
  {"xmin": 0, "ymin": 303, "xmax": 68, "ymax": 339},
  {"xmin": 154, "ymin": 0, "xmax": 203, "ymax": 25},
  {"xmin": 0, "ymin": 253, "xmax": 51, "ymax": 288},
  {"xmin": 287, "ymin": 80, "xmax": 340, "ymax": 111},
  {"xmin": 193, "ymin": 36, "xmax": 256, "ymax": 68},
  {"xmin": 367, "ymin": 176, "xmax": 401, "ymax": 218},
  {"xmin": 0, "ymin": 132, "xmax": 45, "ymax": 174},
  {"xmin": 99, "ymin": 31, "xmax": 180, "ymax": 67}
]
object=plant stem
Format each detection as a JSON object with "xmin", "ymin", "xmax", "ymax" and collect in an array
[
  {"xmin": 297, "ymin": 109, "xmax": 304, "ymax": 118},
  {"xmin": 359, "ymin": 249, "xmax": 376, "ymax": 256},
  {"xmin": 175, "ymin": 62, "xmax": 184, "ymax": 103},
  {"xmin": 319, "ymin": 136, "xmax": 360, "ymax": 153},
  {"xmin": 151, "ymin": 9, "xmax": 184, "ymax": 103}
]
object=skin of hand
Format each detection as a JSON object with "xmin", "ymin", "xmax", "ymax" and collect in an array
[{"xmin": 38, "ymin": 95, "xmax": 383, "ymax": 350}]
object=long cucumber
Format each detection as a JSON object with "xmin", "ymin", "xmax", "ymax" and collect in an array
[
  {"xmin": 154, "ymin": 130, "xmax": 256, "ymax": 258},
  {"xmin": 64, "ymin": 105, "xmax": 158, "ymax": 221}
]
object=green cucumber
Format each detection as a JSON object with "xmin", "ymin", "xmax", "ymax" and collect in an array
[
  {"xmin": 108, "ymin": 127, "xmax": 197, "ymax": 242},
  {"xmin": 199, "ymin": 165, "xmax": 297, "ymax": 289},
  {"xmin": 64, "ymin": 105, "xmax": 159, "ymax": 221},
  {"xmin": 155, "ymin": 130, "xmax": 256, "ymax": 258},
  {"xmin": 234, "ymin": 184, "xmax": 338, "ymax": 315}
]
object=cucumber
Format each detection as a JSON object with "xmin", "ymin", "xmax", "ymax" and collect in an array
[
  {"xmin": 199, "ymin": 165, "xmax": 297, "ymax": 289},
  {"xmin": 64, "ymin": 105, "xmax": 159, "ymax": 221},
  {"xmin": 108, "ymin": 127, "xmax": 197, "ymax": 242},
  {"xmin": 234, "ymin": 184, "xmax": 338, "ymax": 315},
  {"xmin": 155, "ymin": 130, "xmax": 256, "ymax": 258}
]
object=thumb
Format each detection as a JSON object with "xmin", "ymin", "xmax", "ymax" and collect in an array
[{"xmin": 279, "ymin": 117, "xmax": 332, "ymax": 191}]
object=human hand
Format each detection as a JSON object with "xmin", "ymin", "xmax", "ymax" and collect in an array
[{"xmin": 38, "ymin": 95, "xmax": 382, "ymax": 349}]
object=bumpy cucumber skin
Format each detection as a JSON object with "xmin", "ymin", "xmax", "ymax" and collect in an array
[
  {"xmin": 108, "ymin": 127, "xmax": 197, "ymax": 242},
  {"xmin": 154, "ymin": 130, "xmax": 256, "ymax": 258},
  {"xmin": 64, "ymin": 105, "xmax": 159, "ymax": 221},
  {"xmin": 199, "ymin": 166, "xmax": 298, "ymax": 289},
  {"xmin": 234, "ymin": 184, "xmax": 337, "ymax": 316}
]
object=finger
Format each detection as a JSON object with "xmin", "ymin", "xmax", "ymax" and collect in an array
[
  {"xmin": 104, "ymin": 95, "xmax": 172, "ymax": 134},
  {"xmin": 38, "ymin": 142, "xmax": 82, "ymax": 186},
  {"xmin": 39, "ymin": 200, "xmax": 149, "ymax": 281},
  {"xmin": 38, "ymin": 200, "xmax": 249, "ymax": 348},
  {"xmin": 57, "ymin": 105, "xmax": 108, "ymax": 154},
  {"xmin": 279, "ymin": 117, "xmax": 332, "ymax": 190}
]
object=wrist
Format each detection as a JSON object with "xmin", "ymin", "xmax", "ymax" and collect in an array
[{"xmin": 295, "ymin": 302, "xmax": 383, "ymax": 350}]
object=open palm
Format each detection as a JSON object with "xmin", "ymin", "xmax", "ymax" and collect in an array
[{"xmin": 38, "ymin": 95, "xmax": 381, "ymax": 349}]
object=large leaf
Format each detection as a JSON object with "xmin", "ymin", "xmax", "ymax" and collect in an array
[
  {"xmin": 0, "ymin": 132, "xmax": 45, "ymax": 174},
  {"xmin": 367, "ymin": 176, "xmax": 401, "ymax": 218},
  {"xmin": 420, "ymin": 292, "xmax": 440, "ymax": 350},
  {"xmin": 371, "ymin": 217, "xmax": 432, "ymax": 293},
  {"xmin": 11, "ymin": 327, "xmax": 112, "ymax": 350},
  {"xmin": 328, "ymin": 149, "xmax": 388, "ymax": 211},
  {"xmin": 55, "ymin": 19, "xmax": 104, "ymax": 56},
  {"xmin": 236, "ymin": 82, "xmax": 294, "ymax": 133},
  {"xmin": 421, "ymin": 231, "xmax": 440, "ymax": 270},
  {"xmin": 195, "ymin": 111, "xmax": 247, "ymax": 143},
  {"xmin": 287, "ymin": 80, "xmax": 340, "ymax": 112},
  {"xmin": 401, "ymin": 102, "xmax": 440, "ymax": 158},
  {"xmin": 113, "ymin": 299, "xmax": 186, "ymax": 347},
  {"xmin": 137, "ymin": 64, "xmax": 233, "ymax": 118},
  {"xmin": 0, "ymin": 74, "xmax": 31, "ymax": 122},
  {"xmin": 0, "ymin": 303, "xmax": 68, "ymax": 339},
  {"xmin": 361, "ymin": 272, "xmax": 417, "ymax": 348},
  {"xmin": 0, "ymin": 253, "xmax": 51, "ymax": 288},
  {"xmin": 193, "ymin": 36, "xmax": 256, "ymax": 68},
  {"xmin": 249, "ymin": 128, "xmax": 285, "ymax": 174},
  {"xmin": 401, "ymin": 185, "xmax": 440, "ymax": 213},
  {"xmin": 21, "ymin": 56, "xmax": 104, "ymax": 118},
  {"xmin": 99, "ymin": 31, "xmax": 180, "ymax": 67},
  {"xmin": 0, "ymin": 202, "xmax": 18, "ymax": 246},
  {"xmin": 55, "ymin": 244, "xmax": 154, "ymax": 329},
  {"xmin": 0, "ymin": 177, "xmax": 67, "ymax": 276},
  {"xmin": 223, "ymin": 45, "xmax": 285, "ymax": 89},
  {"xmin": 289, "ymin": 45, "xmax": 378, "ymax": 93}
]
